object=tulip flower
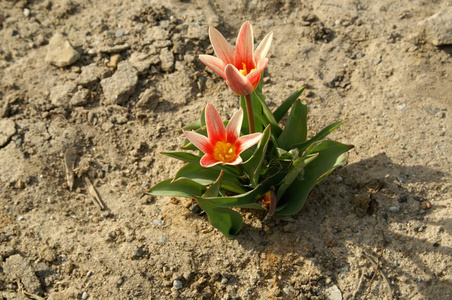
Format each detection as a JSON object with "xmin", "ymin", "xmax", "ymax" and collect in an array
[
  {"xmin": 199, "ymin": 21, "xmax": 273, "ymax": 96},
  {"xmin": 184, "ymin": 103, "xmax": 263, "ymax": 168}
]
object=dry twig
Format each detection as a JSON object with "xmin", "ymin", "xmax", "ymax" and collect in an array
[
  {"xmin": 64, "ymin": 147, "xmax": 77, "ymax": 191},
  {"xmin": 83, "ymin": 176, "xmax": 105, "ymax": 210}
]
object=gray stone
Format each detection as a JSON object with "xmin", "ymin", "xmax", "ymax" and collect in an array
[
  {"xmin": 49, "ymin": 82, "xmax": 77, "ymax": 107},
  {"xmin": 100, "ymin": 61, "xmax": 138, "ymax": 105},
  {"xmin": 324, "ymin": 285, "xmax": 342, "ymax": 300},
  {"xmin": 420, "ymin": 7, "xmax": 452, "ymax": 46},
  {"xmin": 70, "ymin": 89, "xmax": 91, "ymax": 106},
  {"xmin": 389, "ymin": 206, "xmax": 401, "ymax": 213},
  {"xmin": 45, "ymin": 33, "xmax": 80, "ymax": 67},
  {"xmin": 0, "ymin": 119, "xmax": 16, "ymax": 147},
  {"xmin": 3, "ymin": 254, "xmax": 43, "ymax": 295},
  {"xmin": 136, "ymin": 87, "xmax": 160, "ymax": 109},
  {"xmin": 173, "ymin": 279, "xmax": 183, "ymax": 289},
  {"xmin": 78, "ymin": 64, "xmax": 110, "ymax": 86},
  {"xmin": 159, "ymin": 48, "xmax": 174, "ymax": 72}
]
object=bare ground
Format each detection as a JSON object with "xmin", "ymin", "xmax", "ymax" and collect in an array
[{"xmin": 0, "ymin": 0, "xmax": 451, "ymax": 299}]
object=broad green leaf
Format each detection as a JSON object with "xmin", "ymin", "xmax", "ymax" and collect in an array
[
  {"xmin": 276, "ymin": 140, "xmax": 353, "ymax": 215},
  {"xmin": 242, "ymin": 125, "xmax": 272, "ymax": 187},
  {"xmin": 196, "ymin": 198, "xmax": 244, "ymax": 238},
  {"xmin": 147, "ymin": 179, "xmax": 205, "ymax": 198},
  {"xmin": 196, "ymin": 172, "xmax": 243, "ymax": 238},
  {"xmin": 173, "ymin": 163, "xmax": 247, "ymax": 194},
  {"xmin": 293, "ymin": 120, "xmax": 346, "ymax": 153},
  {"xmin": 277, "ymin": 100, "xmax": 308, "ymax": 150},
  {"xmin": 273, "ymin": 86, "xmax": 306, "ymax": 123},
  {"xmin": 276, "ymin": 153, "xmax": 318, "ymax": 200},
  {"xmin": 162, "ymin": 151, "xmax": 240, "ymax": 176}
]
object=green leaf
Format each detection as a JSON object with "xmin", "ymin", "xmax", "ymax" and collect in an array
[
  {"xmin": 182, "ymin": 120, "xmax": 202, "ymax": 132},
  {"xmin": 147, "ymin": 179, "xmax": 205, "ymax": 198},
  {"xmin": 201, "ymin": 167, "xmax": 288, "ymax": 208},
  {"xmin": 173, "ymin": 163, "xmax": 247, "ymax": 194},
  {"xmin": 163, "ymin": 151, "xmax": 202, "ymax": 164},
  {"xmin": 293, "ymin": 120, "xmax": 346, "ymax": 153},
  {"xmin": 277, "ymin": 100, "xmax": 308, "ymax": 150},
  {"xmin": 274, "ymin": 86, "xmax": 306, "ymax": 123},
  {"xmin": 276, "ymin": 153, "xmax": 318, "ymax": 201},
  {"xmin": 162, "ymin": 151, "xmax": 240, "ymax": 176},
  {"xmin": 196, "ymin": 172, "xmax": 243, "ymax": 238},
  {"xmin": 242, "ymin": 125, "xmax": 272, "ymax": 187},
  {"xmin": 276, "ymin": 140, "xmax": 353, "ymax": 215}
]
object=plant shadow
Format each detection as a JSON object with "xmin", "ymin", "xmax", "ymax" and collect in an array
[{"xmin": 236, "ymin": 153, "xmax": 451, "ymax": 299}]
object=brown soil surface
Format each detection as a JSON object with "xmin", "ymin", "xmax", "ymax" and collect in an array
[{"xmin": 0, "ymin": 0, "xmax": 451, "ymax": 299}]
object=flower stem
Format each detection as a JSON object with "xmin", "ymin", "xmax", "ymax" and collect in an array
[{"xmin": 244, "ymin": 94, "xmax": 255, "ymax": 134}]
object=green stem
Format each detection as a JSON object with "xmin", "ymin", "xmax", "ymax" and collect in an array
[{"xmin": 244, "ymin": 94, "xmax": 255, "ymax": 134}]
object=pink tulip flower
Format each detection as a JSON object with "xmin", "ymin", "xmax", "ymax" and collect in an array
[
  {"xmin": 199, "ymin": 21, "xmax": 273, "ymax": 96},
  {"xmin": 184, "ymin": 103, "xmax": 263, "ymax": 168}
]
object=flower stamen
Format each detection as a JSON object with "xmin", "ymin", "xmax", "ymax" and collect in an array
[
  {"xmin": 239, "ymin": 63, "xmax": 256, "ymax": 76},
  {"xmin": 213, "ymin": 141, "xmax": 237, "ymax": 163}
]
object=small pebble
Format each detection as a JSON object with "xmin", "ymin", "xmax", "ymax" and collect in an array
[
  {"xmin": 23, "ymin": 8, "xmax": 30, "ymax": 17},
  {"xmin": 389, "ymin": 206, "xmax": 400, "ymax": 213},
  {"xmin": 397, "ymin": 103, "xmax": 406, "ymax": 110},
  {"xmin": 265, "ymin": 98, "xmax": 272, "ymax": 105},
  {"xmin": 189, "ymin": 204, "xmax": 201, "ymax": 214},
  {"xmin": 115, "ymin": 29, "xmax": 125, "ymax": 38},
  {"xmin": 173, "ymin": 279, "xmax": 183, "ymax": 289},
  {"xmin": 17, "ymin": 216, "xmax": 24, "ymax": 221},
  {"xmin": 81, "ymin": 292, "xmax": 89, "ymax": 299},
  {"xmin": 86, "ymin": 270, "xmax": 94, "ymax": 277},
  {"xmin": 221, "ymin": 277, "xmax": 229, "ymax": 285}
]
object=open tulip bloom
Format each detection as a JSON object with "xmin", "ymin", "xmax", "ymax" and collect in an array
[
  {"xmin": 148, "ymin": 21, "xmax": 353, "ymax": 238},
  {"xmin": 199, "ymin": 21, "xmax": 273, "ymax": 96},
  {"xmin": 183, "ymin": 104, "xmax": 263, "ymax": 168}
]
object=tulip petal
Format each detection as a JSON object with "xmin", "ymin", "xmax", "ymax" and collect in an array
[
  {"xmin": 209, "ymin": 26, "xmax": 235, "ymax": 65},
  {"xmin": 199, "ymin": 55, "xmax": 226, "ymax": 79},
  {"xmin": 226, "ymin": 155, "xmax": 243, "ymax": 166},
  {"xmin": 254, "ymin": 31, "xmax": 273, "ymax": 64},
  {"xmin": 226, "ymin": 108, "xmax": 243, "ymax": 144},
  {"xmin": 200, "ymin": 154, "xmax": 222, "ymax": 168},
  {"xmin": 236, "ymin": 132, "xmax": 263, "ymax": 154},
  {"xmin": 246, "ymin": 58, "xmax": 268, "ymax": 89},
  {"xmin": 205, "ymin": 103, "xmax": 227, "ymax": 145},
  {"xmin": 225, "ymin": 64, "xmax": 254, "ymax": 96},
  {"xmin": 183, "ymin": 130, "xmax": 213, "ymax": 154},
  {"xmin": 235, "ymin": 21, "xmax": 255, "ymax": 70}
]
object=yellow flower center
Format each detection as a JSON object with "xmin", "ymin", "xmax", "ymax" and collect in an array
[
  {"xmin": 239, "ymin": 63, "xmax": 257, "ymax": 76},
  {"xmin": 213, "ymin": 141, "xmax": 237, "ymax": 163}
]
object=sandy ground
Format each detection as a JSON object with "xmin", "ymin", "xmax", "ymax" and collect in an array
[{"xmin": 0, "ymin": 0, "xmax": 451, "ymax": 299}]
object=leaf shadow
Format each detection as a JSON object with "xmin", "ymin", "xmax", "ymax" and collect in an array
[{"xmin": 235, "ymin": 153, "xmax": 451, "ymax": 299}]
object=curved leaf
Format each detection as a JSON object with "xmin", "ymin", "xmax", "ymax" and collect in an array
[
  {"xmin": 276, "ymin": 140, "xmax": 353, "ymax": 215},
  {"xmin": 242, "ymin": 125, "xmax": 271, "ymax": 187},
  {"xmin": 273, "ymin": 86, "xmax": 306, "ymax": 123},
  {"xmin": 196, "ymin": 171, "xmax": 243, "ymax": 238},
  {"xmin": 147, "ymin": 179, "xmax": 205, "ymax": 198},
  {"xmin": 293, "ymin": 120, "xmax": 346, "ymax": 153},
  {"xmin": 173, "ymin": 163, "xmax": 247, "ymax": 194},
  {"xmin": 277, "ymin": 100, "xmax": 307, "ymax": 150},
  {"xmin": 276, "ymin": 153, "xmax": 319, "ymax": 201}
]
